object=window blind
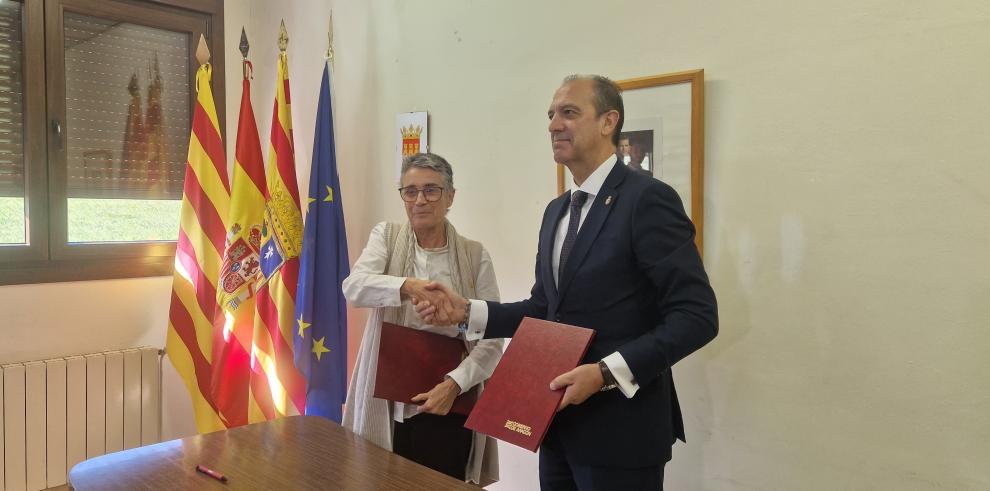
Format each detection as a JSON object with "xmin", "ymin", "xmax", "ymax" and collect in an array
[
  {"xmin": 0, "ymin": 1, "xmax": 25, "ymax": 198},
  {"xmin": 64, "ymin": 12, "xmax": 190, "ymax": 200}
]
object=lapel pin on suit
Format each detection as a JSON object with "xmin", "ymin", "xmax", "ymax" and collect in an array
[{"xmin": 605, "ymin": 195, "xmax": 613, "ymax": 206}]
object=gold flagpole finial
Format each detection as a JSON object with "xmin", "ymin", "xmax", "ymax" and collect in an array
[
  {"xmin": 278, "ymin": 19, "xmax": 288, "ymax": 52},
  {"xmin": 195, "ymin": 33, "xmax": 210, "ymax": 65},
  {"xmin": 327, "ymin": 13, "xmax": 334, "ymax": 63}
]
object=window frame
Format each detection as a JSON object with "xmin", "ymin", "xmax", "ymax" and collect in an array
[{"xmin": 0, "ymin": 0, "xmax": 224, "ymax": 285}]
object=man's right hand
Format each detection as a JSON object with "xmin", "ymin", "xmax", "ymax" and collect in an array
[{"xmin": 412, "ymin": 282, "xmax": 468, "ymax": 326}]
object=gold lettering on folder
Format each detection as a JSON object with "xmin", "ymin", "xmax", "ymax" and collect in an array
[{"xmin": 504, "ymin": 420, "xmax": 532, "ymax": 437}]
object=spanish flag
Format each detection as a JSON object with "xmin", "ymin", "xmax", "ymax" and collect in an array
[
  {"xmin": 212, "ymin": 50, "xmax": 280, "ymax": 427},
  {"xmin": 253, "ymin": 24, "xmax": 307, "ymax": 417},
  {"xmin": 165, "ymin": 52, "xmax": 231, "ymax": 433}
]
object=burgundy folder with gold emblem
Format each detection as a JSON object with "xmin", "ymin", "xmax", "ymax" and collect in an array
[
  {"xmin": 374, "ymin": 322, "xmax": 476, "ymax": 415},
  {"xmin": 464, "ymin": 317, "xmax": 595, "ymax": 452}
]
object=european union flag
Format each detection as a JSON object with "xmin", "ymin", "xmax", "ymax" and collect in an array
[{"xmin": 293, "ymin": 61, "xmax": 350, "ymax": 422}]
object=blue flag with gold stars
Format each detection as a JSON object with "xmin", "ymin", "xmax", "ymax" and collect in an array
[{"xmin": 293, "ymin": 61, "xmax": 349, "ymax": 422}]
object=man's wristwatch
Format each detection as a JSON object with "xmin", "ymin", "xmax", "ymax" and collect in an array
[
  {"xmin": 597, "ymin": 360, "xmax": 618, "ymax": 391},
  {"xmin": 456, "ymin": 299, "xmax": 472, "ymax": 334}
]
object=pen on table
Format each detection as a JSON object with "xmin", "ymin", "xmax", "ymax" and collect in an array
[{"xmin": 196, "ymin": 464, "xmax": 228, "ymax": 483}]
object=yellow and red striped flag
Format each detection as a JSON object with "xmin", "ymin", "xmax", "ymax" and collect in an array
[
  {"xmin": 253, "ymin": 26, "xmax": 307, "ymax": 417},
  {"xmin": 165, "ymin": 57, "xmax": 231, "ymax": 433},
  {"xmin": 212, "ymin": 48, "xmax": 282, "ymax": 426}
]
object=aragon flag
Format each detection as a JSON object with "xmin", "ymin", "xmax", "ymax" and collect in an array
[{"xmin": 253, "ymin": 22, "xmax": 307, "ymax": 417}]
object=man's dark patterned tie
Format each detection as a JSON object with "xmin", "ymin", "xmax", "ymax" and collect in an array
[{"xmin": 558, "ymin": 190, "xmax": 588, "ymax": 278}]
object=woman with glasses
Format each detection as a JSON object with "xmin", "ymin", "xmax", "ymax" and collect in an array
[{"xmin": 341, "ymin": 152, "xmax": 502, "ymax": 485}]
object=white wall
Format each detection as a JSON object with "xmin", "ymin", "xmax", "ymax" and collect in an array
[
  {"xmin": 2, "ymin": 0, "xmax": 988, "ymax": 489},
  {"xmin": 290, "ymin": 1, "xmax": 990, "ymax": 489}
]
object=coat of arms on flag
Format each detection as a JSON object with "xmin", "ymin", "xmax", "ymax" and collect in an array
[
  {"xmin": 259, "ymin": 189, "xmax": 302, "ymax": 281},
  {"xmin": 218, "ymin": 223, "xmax": 263, "ymax": 311}
]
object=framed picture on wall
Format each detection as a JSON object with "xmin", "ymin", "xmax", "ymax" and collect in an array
[
  {"xmin": 556, "ymin": 69, "xmax": 705, "ymax": 252},
  {"xmin": 618, "ymin": 126, "xmax": 660, "ymax": 177}
]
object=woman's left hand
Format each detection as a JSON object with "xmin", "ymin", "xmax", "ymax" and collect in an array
[{"xmin": 411, "ymin": 377, "xmax": 462, "ymax": 415}]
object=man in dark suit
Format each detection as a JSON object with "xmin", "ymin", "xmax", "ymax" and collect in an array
[{"xmin": 416, "ymin": 74, "xmax": 718, "ymax": 489}]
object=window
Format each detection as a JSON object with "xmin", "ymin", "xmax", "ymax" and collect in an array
[{"xmin": 0, "ymin": 0, "xmax": 224, "ymax": 285}]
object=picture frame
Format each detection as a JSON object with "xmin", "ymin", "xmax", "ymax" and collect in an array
[{"xmin": 556, "ymin": 69, "xmax": 705, "ymax": 252}]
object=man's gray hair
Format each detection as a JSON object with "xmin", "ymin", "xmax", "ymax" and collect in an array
[
  {"xmin": 562, "ymin": 74, "xmax": 624, "ymax": 145},
  {"xmin": 401, "ymin": 152, "xmax": 455, "ymax": 190}
]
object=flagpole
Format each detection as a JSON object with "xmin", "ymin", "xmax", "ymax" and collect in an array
[
  {"xmin": 326, "ymin": 14, "xmax": 337, "ymax": 148},
  {"xmin": 327, "ymin": 12, "xmax": 334, "ymax": 65}
]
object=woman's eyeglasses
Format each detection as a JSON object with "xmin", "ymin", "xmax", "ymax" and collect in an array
[{"xmin": 398, "ymin": 185, "xmax": 444, "ymax": 203}]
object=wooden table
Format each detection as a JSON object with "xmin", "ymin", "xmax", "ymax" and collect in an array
[{"xmin": 68, "ymin": 415, "xmax": 476, "ymax": 490}]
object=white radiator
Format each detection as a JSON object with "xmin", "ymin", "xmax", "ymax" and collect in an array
[{"xmin": 1, "ymin": 347, "xmax": 162, "ymax": 491}]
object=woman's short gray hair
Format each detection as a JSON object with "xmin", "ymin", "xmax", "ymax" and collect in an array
[{"xmin": 401, "ymin": 152, "xmax": 455, "ymax": 190}]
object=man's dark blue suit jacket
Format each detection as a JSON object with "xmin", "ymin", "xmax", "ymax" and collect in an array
[{"xmin": 485, "ymin": 161, "xmax": 718, "ymax": 467}]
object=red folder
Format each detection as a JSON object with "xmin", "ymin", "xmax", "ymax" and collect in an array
[
  {"xmin": 464, "ymin": 317, "xmax": 595, "ymax": 452},
  {"xmin": 374, "ymin": 322, "xmax": 476, "ymax": 415}
]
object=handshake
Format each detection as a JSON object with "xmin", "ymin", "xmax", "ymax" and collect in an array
[
  {"xmin": 400, "ymin": 278, "xmax": 470, "ymax": 326},
  {"xmin": 400, "ymin": 278, "xmax": 607, "ymax": 411}
]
